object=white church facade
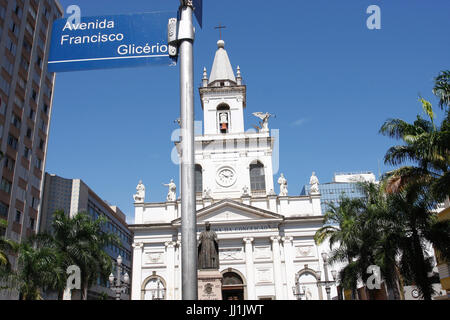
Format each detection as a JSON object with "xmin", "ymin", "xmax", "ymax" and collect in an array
[{"xmin": 130, "ymin": 40, "xmax": 338, "ymax": 300}]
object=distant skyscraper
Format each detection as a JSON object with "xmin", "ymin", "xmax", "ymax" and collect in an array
[
  {"xmin": 301, "ymin": 172, "xmax": 377, "ymax": 214},
  {"xmin": 40, "ymin": 173, "xmax": 133, "ymax": 300},
  {"xmin": 0, "ymin": 1, "xmax": 63, "ymax": 243}
]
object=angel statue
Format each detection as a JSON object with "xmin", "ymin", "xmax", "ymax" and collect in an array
[
  {"xmin": 163, "ymin": 179, "xmax": 177, "ymax": 202},
  {"xmin": 133, "ymin": 180, "xmax": 145, "ymax": 203},
  {"xmin": 252, "ymin": 112, "xmax": 275, "ymax": 132}
]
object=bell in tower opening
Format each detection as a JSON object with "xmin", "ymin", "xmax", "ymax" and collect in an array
[{"xmin": 219, "ymin": 112, "xmax": 229, "ymax": 133}]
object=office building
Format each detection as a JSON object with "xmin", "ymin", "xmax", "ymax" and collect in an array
[
  {"xmin": 300, "ymin": 172, "xmax": 378, "ymax": 214},
  {"xmin": 40, "ymin": 173, "xmax": 133, "ymax": 300},
  {"xmin": 0, "ymin": 0, "xmax": 63, "ymax": 244}
]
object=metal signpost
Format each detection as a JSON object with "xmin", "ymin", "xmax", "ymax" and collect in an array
[
  {"xmin": 49, "ymin": 0, "xmax": 202, "ymax": 300},
  {"xmin": 178, "ymin": 1, "xmax": 197, "ymax": 300}
]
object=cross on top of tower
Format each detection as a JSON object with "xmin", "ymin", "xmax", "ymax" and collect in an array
[{"xmin": 214, "ymin": 24, "xmax": 226, "ymax": 40}]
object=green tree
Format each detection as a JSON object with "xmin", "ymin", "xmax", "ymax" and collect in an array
[
  {"xmin": 314, "ymin": 197, "xmax": 363, "ymax": 299},
  {"xmin": 15, "ymin": 242, "xmax": 65, "ymax": 300},
  {"xmin": 381, "ymin": 184, "xmax": 450, "ymax": 300},
  {"xmin": 0, "ymin": 220, "xmax": 18, "ymax": 288},
  {"xmin": 36, "ymin": 211, "xmax": 119, "ymax": 300},
  {"xmin": 379, "ymin": 71, "xmax": 449, "ymax": 202}
]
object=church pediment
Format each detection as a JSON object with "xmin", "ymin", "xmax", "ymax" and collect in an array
[{"xmin": 172, "ymin": 199, "xmax": 283, "ymax": 225}]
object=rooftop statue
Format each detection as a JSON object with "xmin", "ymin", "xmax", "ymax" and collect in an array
[
  {"xmin": 310, "ymin": 172, "xmax": 320, "ymax": 194},
  {"xmin": 133, "ymin": 180, "xmax": 145, "ymax": 203},
  {"xmin": 252, "ymin": 112, "xmax": 275, "ymax": 132},
  {"xmin": 278, "ymin": 173, "xmax": 288, "ymax": 196},
  {"xmin": 163, "ymin": 179, "xmax": 177, "ymax": 202}
]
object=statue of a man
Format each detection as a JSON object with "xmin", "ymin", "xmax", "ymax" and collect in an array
[
  {"xmin": 310, "ymin": 172, "xmax": 320, "ymax": 194},
  {"xmin": 197, "ymin": 222, "xmax": 219, "ymax": 270},
  {"xmin": 133, "ymin": 180, "xmax": 145, "ymax": 203},
  {"xmin": 163, "ymin": 179, "xmax": 177, "ymax": 202},
  {"xmin": 278, "ymin": 173, "xmax": 288, "ymax": 196}
]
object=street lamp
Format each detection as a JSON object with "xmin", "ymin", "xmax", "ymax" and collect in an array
[
  {"xmin": 292, "ymin": 284, "xmax": 307, "ymax": 300},
  {"xmin": 317, "ymin": 252, "xmax": 338, "ymax": 300},
  {"xmin": 109, "ymin": 255, "xmax": 129, "ymax": 300}
]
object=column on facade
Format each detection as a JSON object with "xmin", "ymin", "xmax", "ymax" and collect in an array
[
  {"xmin": 282, "ymin": 236, "xmax": 295, "ymax": 300},
  {"xmin": 131, "ymin": 242, "xmax": 144, "ymax": 300},
  {"xmin": 165, "ymin": 241, "xmax": 176, "ymax": 300},
  {"xmin": 243, "ymin": 237, "xmax": 256, "ymax": 300},
  {"xmin": 271, "ymin": 236, "xmax": 284, "ymax": 299}
]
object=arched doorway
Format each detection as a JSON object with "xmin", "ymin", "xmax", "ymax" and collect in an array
[
  {"xmin": 141, "ymin": 274, "xmax": 167, "ymax": 300},
  {"xmin": 295, "ymin": 265, "xmax": 323, "ymax": 300},
  {"xmin": 221, "ymin": 271, "xmax": 245, "ymax": 300}
]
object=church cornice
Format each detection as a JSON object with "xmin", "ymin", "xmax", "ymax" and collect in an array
[{"xmin": 199, "ymin": 85, "xmax": 247, "ymax": 110}]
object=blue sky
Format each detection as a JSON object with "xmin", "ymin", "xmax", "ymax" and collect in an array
[{"xmin": 47, "ymin": 0, "xmax": 450, "ymax": 223}]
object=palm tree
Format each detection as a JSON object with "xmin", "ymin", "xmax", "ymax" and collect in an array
[
  {"xmin": 0, "ymin": 220, "xmax": 18, "ymax": 289},
  {"xmin": 15, "ymin": 242, "xmax": 65, "ymax": 300},
  {"xmin": 433, "ymin": 70, "xmax": 450, "ymax": 110},
  {"xmin": 381, "ymin": 184, "xmax": 450, "ymax": 300},
  {"xmin": 314, "ymin": 197, "xmax": 363, "ymax": 299},
  {"xmin": 36, "ymin": 210, "xmax": 119, "ymax": 300},
  {"xmin": 379, "ymin": 72, "xmax": 449, "ymax": 202}
]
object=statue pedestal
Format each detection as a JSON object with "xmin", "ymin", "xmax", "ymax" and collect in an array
[{"xmin": 198, "ymin": 270, "xmax": 223, "ymax": 300}]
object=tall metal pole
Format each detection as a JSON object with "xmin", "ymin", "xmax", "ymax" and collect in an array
[{"xmin": 179, "ymin": 2, "xmax": 197, "ymax": 300}]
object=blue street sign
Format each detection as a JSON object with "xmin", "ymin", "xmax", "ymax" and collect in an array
[
  {"xmin": 48, "ymin": 12, "xmax": 177, "ymax": 72},
  {"xmin": 193, "ymin": 0, "xmax": 203, "ymax": 28}
]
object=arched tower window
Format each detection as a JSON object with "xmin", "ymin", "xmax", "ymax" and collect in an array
[
  {"xmin": 195, "ymin": 164, "xmax": 203, "ymax": 194},
  {"xmin": 250, "ymin": 161, "xmax": 266, "ymax": 194},
  {"xmin": 217, "ymin": 104, "xmax": 230, "ymax": 134}
]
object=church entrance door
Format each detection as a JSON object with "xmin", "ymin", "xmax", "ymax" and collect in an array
[{"xmin": 222, "ymin": 272, "xmax": 245, "ymax": 300}]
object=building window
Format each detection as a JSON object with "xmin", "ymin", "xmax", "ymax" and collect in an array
[
  {"xmin": 6, "ymin": 38, "xmax": 17, "ymax": 55},
  {"xmin": 26, "ymin": 127, "xmax": 32, "ymax": 138},
  {"xmin": 0, "ymin": 202, "xmax": 8, "ymax": 219},
  {"xmin": 11, "ymin": 113, "xmax": 21, "ymax": 128},
  {"xmin": 4, "ymin": 156, "xmax": 15, "ymax": 171},
  {"xmin": 24, "ymin": 147, "xmax": 31, "ymax": 159},
  {"xmin": 29, "ymin": 217, "xmax": 35, "ymax": 229},
  {"xmin": 15, "ymin": 210, "xmax": 22, "ymax": 223},
  {"xmin": 14, "ymin": 5, "xmax": 23, "ymax": 18},
  {"xmin": 250, "ymin": 161, "xmax": 266, "ymax": 193},
  {"xmin": 0, "ymin": 178, "xmax": 12, "ymax": 194},
  {"xmin": 195, "ymin": 164, "xmax": 203, "ymax": 194},
  {"xmin": 7, "ymin": 135, "xmax": 18, "ymax": 150},
  {"xmin": 29, "ymin": 109, "xmax": 35, "ymax": 120},
  {"xmin": 35, "ymin": 158, "xmax": 42, "ymax": 170}
]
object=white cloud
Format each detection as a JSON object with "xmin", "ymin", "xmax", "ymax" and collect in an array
[{"xmin": 291, "ymin": 118, "xmax": 308, "ymax": 127}]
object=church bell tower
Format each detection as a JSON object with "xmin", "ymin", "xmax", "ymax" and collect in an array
[
  {"xmin": 199, "ymin": 40, "xmax": 246, "ymax": 135},
  {"xmin": 192, "ymin": 39, "xmax": 275, "ymax": 200}
]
